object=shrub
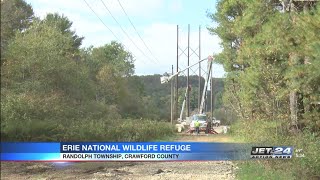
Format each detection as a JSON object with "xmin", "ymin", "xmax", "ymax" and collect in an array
[{"xmin": 232, "ymin": 119, "xmax": 320, "ymax": 179}]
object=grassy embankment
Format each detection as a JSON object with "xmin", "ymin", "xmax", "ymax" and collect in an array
[
  {"xmin": 1, "ymin": 94, "xmax": 176, "ymax": 142},
  {"xmin": 1, "ymin": 118, "xmax": 176, "ymax": 142},
  {"xmin": 230, "ymin": 119, "xmax": 320, "ymax": 180}
]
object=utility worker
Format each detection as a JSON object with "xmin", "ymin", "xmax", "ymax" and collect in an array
[
  {"xmin": 195, "ymin": 120, "xmax": 200, "ymax": 135},
  {"xmin": 223, "ymin": 126, "xmax": 228, "ymax": 134},
  {"xmin": 206, "ymin": 118, "xmax": 212, "ymax": 134}
]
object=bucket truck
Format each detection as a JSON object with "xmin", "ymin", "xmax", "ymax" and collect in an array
[
  {"xmin": 188, "ymin": 56, "xmax": 215, "ymax": 134},
  {"xmin": 161, "ymin": 56, "xmax": 217, "ymax": 134}
]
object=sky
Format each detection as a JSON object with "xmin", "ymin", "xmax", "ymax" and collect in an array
[{"xmin": 26, "ymin": 0, "xmax": 225, "ymax": 77}]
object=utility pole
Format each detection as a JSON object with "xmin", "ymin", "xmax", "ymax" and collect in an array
[
  {"xmin": 171, "ymin": 65, "xmax": 174, "ymax": 124},
  {"xmin": 211, "ymin": 63, "xmax": 214, "ymax": 118},
  {"xmin": 198, "ymin": 25, "xmax": 201, "ymax": 111},
  {"xmin": 176, "ymin": 25, "xmax": 179, "ymax": 120},
  {"xmin": 187, "ymin": 24, "xmax": 190, "ymax": 117},
  {"xmin": 205, "ymin": 92, "xmax": 207, "ymax": 113},
  {"xmin": 173, "ymin": 24, "xmax": 202, "ymax": 119}
]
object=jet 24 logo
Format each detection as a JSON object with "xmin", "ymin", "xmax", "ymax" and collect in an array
[{"xmin": 251, "ymin": 146, "xmax": 293, "ymax": 159}]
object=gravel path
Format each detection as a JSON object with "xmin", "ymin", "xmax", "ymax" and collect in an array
[
  {"xmin": 90, "ymin": 161, "xmax": 237, "ymax": 180},
  {"xmin": 1, "ymin": 127, "xmax": 237, "ymax": 180}
]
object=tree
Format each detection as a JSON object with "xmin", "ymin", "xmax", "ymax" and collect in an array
[
  {"xmin": 208, "ymin": 0, "xmax": 319, "ymax": 132},
  {"xmin": 1, "ymin": 0, "xmax": 34, "ymax": 64},
  {"xmin": 41, "ymin": 13, "xmax": 84, "ymax": 56},
  {"xmin": 95, "ymin": 64, "xmax": 121, "ymax": 103},
  {"xmin": 79, "ymin": 41, "xmax": 144, "ymax": 118},
  {"xmin": 91, "ymin": 41, "xmax": 135, "ymax": 77},
  {"xmin": 288, "ymin": 4, "xmax": 320, "ymax": 131},
  {"xmin": 207, "ymin": 0, "xmax": 250, "ymax": 119},
  {"xmin": 3, "ymin": 20, "xmax": 94, "ymax": 100}
]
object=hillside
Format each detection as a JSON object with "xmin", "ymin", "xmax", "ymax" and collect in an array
[{"xmin": 129, "ymin": 74, "xmax": 225, "ymax": 120}]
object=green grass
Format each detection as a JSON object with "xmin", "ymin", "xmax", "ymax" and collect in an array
[
  {"xmin": 236, "ymin": 161, "xmax": 294, "ymax": 180},
  {"xmin": 1, "ymin": 92, "xmax": 176, "ymax": 142},
  {"xmin": 230, "ymin": 119, "xmax": 320, "ymax": 180},
  {"xmin": 1, "ymin": 118, "xmax": 176, "ymax": 142},
  {"xmin": 153, "ymin": 134, "xmax": 178, "ymax": 142}
]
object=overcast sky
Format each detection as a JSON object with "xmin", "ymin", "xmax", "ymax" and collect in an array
[{"xmin": 26, "ymin": 0, "xmax": 225, "ymax": 77}]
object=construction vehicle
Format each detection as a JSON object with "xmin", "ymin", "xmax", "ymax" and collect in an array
[
  {"xmin": 188, "ymin": 114, "xmax": 208, "ymax": 133},
  {"xmin": 161, "ymin": 56, "xmax": 218, "ymax": 134},
  {"xmin": 187, "ymin": 56, "xmax": 218, "ymax": 134},
  {"xmin": 212, "ymin": 117, "xmax": 221, "ymax": 127},
  {"xmin": 161, "ymin": 58, "xmax": 208, "ymax": 133}
]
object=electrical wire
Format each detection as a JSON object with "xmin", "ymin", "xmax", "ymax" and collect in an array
[
  {"xmin": 100, "ymin": 0, "xmax": 157, "ymax": 64},
  {"xmin": 83, "ymin": 0, "xmax": 149, "ymax": 64},
  {"xmin": 117, "ymin": 0, "xmax": 160, "ymax": 63}
]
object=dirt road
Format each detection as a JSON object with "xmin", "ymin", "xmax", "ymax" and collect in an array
[{"xmin": 1, "ymin": 127, "xmax": 237, "ymax": 180}]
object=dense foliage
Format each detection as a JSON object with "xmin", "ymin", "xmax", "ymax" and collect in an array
[
  {"xmin": 0, "ymin": 0, "xmax": 176, "ymax": 141},
  {"xmin": 1, "ymin": 0, "xmax": 34, "ymax": 64},
  {"xmin": 137, "ymin": 75, "xmax": 224, "ymax": 120},
  {"xmin": 1, "ymin": 0, "xmax": 226, "ymax": 142},
  {"xmin": 209, "ymin": 0, "xmax": 320, "ymax": 178}
]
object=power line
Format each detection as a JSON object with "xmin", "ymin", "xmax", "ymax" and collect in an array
[
  {"xmin": 100, "ymin": 0, "xmax": 157, "ymax": 64},
  {"xmin": 83, "ymin": 0, "xmax": 122, "ymax": 44},
  {"xmin": 117, "ymin": 0, "xmax": 160, "ymax": 63},
  {"xmin": 83, "ymin": 0, "xmax": 148, "ymax": 64}
]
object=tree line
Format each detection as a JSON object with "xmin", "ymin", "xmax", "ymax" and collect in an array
[
  {"xmin": 208, "ymin": 0, "xmax": 319, "ymax": 178},
  {"xmin": 0, "ymin": 0, "xmax": 225, "ymax": 141},
  {"xmin": 0, "ymin": 0, "xmax": 175, "ymax": 141},
  {"xmin": 137, "ymin": 75, "xmax": 225, "ymax": 120},
  {"xmin": 209, "ymin": 0, "xmax": 319, "ymax": 134}
]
